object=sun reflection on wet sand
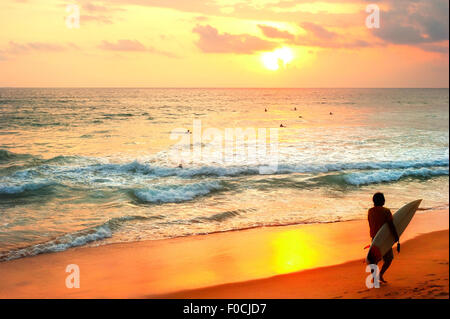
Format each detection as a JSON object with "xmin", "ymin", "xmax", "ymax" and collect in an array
[{"xmin": 271, "ymin": 230, "xmax": 319, "ymax": 274}]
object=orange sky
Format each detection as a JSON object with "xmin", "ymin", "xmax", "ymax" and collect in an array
[{"xmin": 0, "ymin": 0, "xmax": 448, "ymax": 87}]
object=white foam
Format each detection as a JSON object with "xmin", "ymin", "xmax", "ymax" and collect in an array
[
  {"xmin": 134, "ymin": 181, "xmax": 223, "ymax": 203},
  {"xmin": 0, "ymin": 224, "xmax": 112, "ymax": 261},
  {"xmin": 0, "ymin": 181, "xmax": 54, "ymax": 195},
  {"xmin": 344, "ymin": 167, "xmax": 449, "ymax": 186}
]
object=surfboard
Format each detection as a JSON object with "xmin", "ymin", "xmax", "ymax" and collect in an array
[{"xmin": 366, "ymin": 199, "xmax": 422, "ymax": 264}]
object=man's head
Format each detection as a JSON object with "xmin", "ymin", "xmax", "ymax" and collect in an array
[{"xmin": 373, "ymin": 192, "xmax": 385, "ymax": 207}]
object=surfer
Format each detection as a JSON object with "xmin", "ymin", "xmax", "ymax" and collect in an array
[{"xmin": 367, "ymin": 192, "xmax": 400, "ymax": 283}]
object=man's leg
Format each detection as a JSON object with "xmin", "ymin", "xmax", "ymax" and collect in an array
[
  {"xmin": 367, "ymin": 251, "xmax": 379, "ymax": 286},
  {"xmin": 379, "ymin": 248, "xmax": 394, "ymax": 283}
]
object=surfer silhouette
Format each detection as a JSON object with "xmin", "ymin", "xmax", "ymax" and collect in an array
[{"xmin": 367, "ymin": 192, "xmax": 400, "ymax": 283}]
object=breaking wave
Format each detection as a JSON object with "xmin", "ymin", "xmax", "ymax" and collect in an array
[{"xmin": 133, "ymin": 181, "xmax": 224, "ymax": 203}]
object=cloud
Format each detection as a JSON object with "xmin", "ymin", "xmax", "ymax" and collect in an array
[
  {"xmin": 104, "ymin": 0, "xmax": 363, "ymax": 26},
  {"xmin": 4, "ymin": 41, "xmax": 68, "ymax": 54},
  {"xmin": 0, "ymin": 41, "xmax": 79, "ymax": 61},
  {"xmin": 81, "ymin": 14, "xmax": 114, "ymax": 24},
  {"xmin": 69, "ymin": 1, "xmax": 126, "ymax": 25},
  {"xmin": 192, "ymin": 21, "xmax": 369, "ymax": 55},
  {"xmin": 107, "ymin": 0, "xmax": 215, "ymax": 14},
  {"xmin": 255, "ymin": 21, "xmax": 368, "ymax": 49},
  {"xmin": 82, "ymin": 2, "xmax": 125, "ymax": 13},
  {"xmin": 418, "ymin": 42, "xmax": 450, "ymax": 54},
  {"xmin": 98, "ymin": 39, "xmax": 178, "ymax": 57},
  {"xmin": 195, "ymin": 16, "xmax": 209, "ymax": 22},
  {"xmin": 372, "ymin": 0, "xmax": 449, "ymax": 46},
  {"xmin": 193, "ymin": 24, "xmax": 278, "ymax": 54},
  {"xmin": 258, "ymin": 25, "xmax": 295, "ymax": 40},
  {"xmin": 292, "ymin": 36, "xmax": 370, "ymax": 49},
  {"xmin": 300, "ymin": 22, "xmax": 336, "ymax": 40},
  {"xmin": 99, "ymin": 39, "xmax": 147, "ymax": 51}
]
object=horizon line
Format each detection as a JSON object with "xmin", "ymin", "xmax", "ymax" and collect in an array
[{"xmin": 1, "ymin": 87, "xmax": 449, "ymax": 89}]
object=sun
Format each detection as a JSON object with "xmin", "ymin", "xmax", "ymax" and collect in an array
[{"xmin": 261, "ymin": 47, "xmax": 294, "ymax": 71}]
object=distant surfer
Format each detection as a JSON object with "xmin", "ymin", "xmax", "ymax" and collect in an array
[
  {"xmin": 367, "ymin": 192, "xmax": 400, "ymax": 283},
  {"xmin": 280, "ymin": 124, "xmax": 286, "ymax": 128},
  {"xmin": 265, "ymin": 108, "xmax": 268, "ymax": 112}
]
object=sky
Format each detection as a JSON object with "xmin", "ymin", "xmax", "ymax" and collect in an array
[{"xmin": 0, "ymin": 0, "xmax": 448, "ymax": 87}]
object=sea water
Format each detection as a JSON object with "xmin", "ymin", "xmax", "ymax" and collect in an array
[{"xmin": 0, "ymin": 88, "xmax": 448, "ymax": 260}]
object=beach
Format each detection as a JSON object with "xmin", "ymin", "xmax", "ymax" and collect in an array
[
  {"xmin": 0, "ymin": 209, "xmax": 447, "ymax": 299},
  {"xmin": 0, "ymin": 88, "xmax": 448, "ymax": 299}
]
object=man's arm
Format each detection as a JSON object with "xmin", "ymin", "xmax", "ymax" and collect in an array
[
  {"xmin": 387, "ymin": 219, "xmax": 399, "ymax": 242},
  {"xmin": 386, "ymin": 209, "xmax": 399, "ymax": 241}
]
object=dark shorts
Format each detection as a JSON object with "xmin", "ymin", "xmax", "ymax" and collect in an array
[{"xmin": 368, "ymin": 248, "xmax": 393, "ymax": 265}]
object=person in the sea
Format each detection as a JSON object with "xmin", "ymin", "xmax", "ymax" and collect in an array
[{"xmin": 367, "ymin": 192, "xmax": 400, "ymax": 283}]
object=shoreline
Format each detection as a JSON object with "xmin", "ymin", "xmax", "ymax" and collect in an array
[
  {"xmin": 0, "ymin": 209, "xmax": 448, "ymax": 298},
  {"xmin": 2, "ymin": 205, "xmax": 448, "ymax": 263}
]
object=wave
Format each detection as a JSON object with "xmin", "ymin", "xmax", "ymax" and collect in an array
[
  {"xmin": 0, "ymin": 214, "xmax": 164, "ymax": 262},
  {"xmin": 190, "ymin": 209, "xmax": 250, "ymax": 223},
  {"xmin": 251, "ymin": 167, "xmax": 449, "ymax": 191},
  {"xmin": 342, "ymin": 167, "xmax": 449, "ymax": 186},
  {"xmin": 1, "ymin": 150, "xmax": 448, "ymax": 179},
  {"xmin": 0, "ymin": 154, "xmax": 447, "ymax": 204},
  {"xmin": 42, "ymin": 157, "xmax": 448, "ymax": 179},
  {"xmin": 42, "ymin": 155, "xmax": 97, "ymax": 165},
  {"xmin": 0, "ymin": 225, "xmax": 112, "ymax": 262},
  {"xmin": 0, "ymin": 149, "xmax": 35, "ymax": 163},
  {"xmin": 133, "ymin": 181, "xmax": 224, "ymax": 204},
  {"xmin": 0, "ymin": 180, "xmax": 56, "ymax": 196}
]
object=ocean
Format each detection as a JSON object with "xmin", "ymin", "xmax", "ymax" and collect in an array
[{"xmin": 0, "ymin": 88, "xmax": 448, "ymax": 261}]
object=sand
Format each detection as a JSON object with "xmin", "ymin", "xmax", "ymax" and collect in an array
[
  {"xmin": 0, "ymin": 209, "xmax": 448, "ymax": 299},
  {"xmin": 162, "ymin": 230, "xmax": 449, "ymax": 299}
]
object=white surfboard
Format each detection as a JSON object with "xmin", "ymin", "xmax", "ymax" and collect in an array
[{"xmin": 366, "ymin": 199, "xmax": 422, "ymax": 264}]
